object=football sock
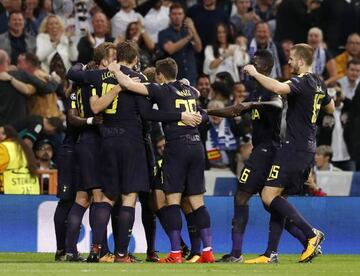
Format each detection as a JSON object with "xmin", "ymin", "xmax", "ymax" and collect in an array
[
  {"xmin": 65, "ymin": 203, "xmax": 87, "ymax": 254},
  {"xmin": 54, "ymin": 199, "xmax": 73, "ymax": 251},
  {"xmin": 284, "ymin": 218, "xmax": 308, "ymax": 248},
  {"xmin": 116, "ymin": 206, "xmax": 135, "ymax": 255},
  {"xmin": 141, "ymin": 203, "xmax": 157, "ymax": 254},
  {"xmin": 270, "ymin": 196, "xmax": 315, "ymax": 239},
  {"xmin": 193, "ymin": 205, "xmax": 212, "ymax": 249},
  {"xmin": 111, "ymin": 201, "xmax": 120, "ymax": 252},
  {"xmin": 185, "ymin": 212, "xmax": 201, "ymax": 255},
  {"xmin": 264, "ymin": 211, "xmax": 285, "ymax": 257},
  {"xmin": 165, "ymin": 205, "xmax": 182, "ymax": 252},
  {"xmin": 231, "ymin": 205, "xmax": 249, "ymax": 258},
  {"xmin": 156, "ymin": 207, "xmax": 169, "ymax": 236},
  {"xmin": 92, "ymin": 202, "xmax": 112, "ymax": 245}
]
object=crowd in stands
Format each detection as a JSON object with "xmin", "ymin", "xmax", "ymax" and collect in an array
[{"xmin": 1, "ymin": 0, "xmax": 360, "ymax": 195}]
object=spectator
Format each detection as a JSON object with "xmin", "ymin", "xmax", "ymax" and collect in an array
[
  {"xmin": 230, "ymin": 0, "xmax": 260, "ymax": 41},
  {"xmin": 0, "ymin": 125, "xmax": 39, "ymax": 194},
  {"xmin": 211, "ymin": 81, "xmax": 231, "ymax": 104},
  {"xmin": 187, "ymin": 0, "xmax": 228, "ymax": 49},
  {"xmin": 206, "ymin": 99, "xmax": 237, "ymax": 169},
  {"xmin": 335, "ymin": 33, "xmax": 360, "ymax": 78},
  {"xmin": 0, "ymin": 50, "xmax": 36, "ymax": 125},
  {"xmin": 34, "ymin": 138, "xmax": 56, "ymax": 170},
  {"xmin": 36, "ymin": 14, "xmax": 78, "ymax": 78},
  {"xmin": 314, "ymin": 145, "xmax": 342, "ymax": 172},
  {"xmin": 77, "ymin": 11, "xmax": 114, "ymax": 65},
  {"xmin": 196, "ymin": 74, "xmax": 212, "ymax": 109},
  {"xmin": 235, "ymin": 134, "xmax": 253, "ymax": 178},
  {"xmin": 337, "ymin": 60, "xmax": 360, "ymax": 100},
  {"xmin": 34, "ymin": 0, "xmax": 53, "ymax": 31},
  {"xmin": 0, "ymin": 0, "xmax": 22, "ymax": 34},
  {"xmin": 0, "ymin": 11, "xmax": 36, "ymax": 65},
  {"xmin": 304, "ymin": 171, "xmax": 327, "ymax": 197},
  {"xmin": 143, "ymin": 0, "xmax": 170, "ymax": 44},
  {"xmin": 16, "ymin": 52, "xmax": 63, "ymax": 118},
  {"xmin": 274, "ymin": 0, "xmax": 320, "ymax": 44},
  {"xmin": 281, "ymin": 39, "xmax": 294, "ymax": 62},
  {"xmin": 203, "ymin": 22, "xmax": 249, "ymax": 83},
  {"xmin": 125, "ymin": 21, "xmax": 155, "ymax": 70},
  {"xmin": 318, "ymin": 0, "xmax": 360, "ymax": 54},
  {"xmin": 254, "ymin": 0, "xmax": 275, "ymax": 23},
  {"xmin": 158, "ymin": 3, "xmax": 202, "ymax": 85},
  {"xmin": 231, "ymin": 82, "xmax": 248, "ymax": 104},
  {"xmin": 23, "ymin": 0, "xmax": 39, "ymax": 36},
  {"xmin": 307, "ymin": 27, "xmax": 337, "ymax": 85},
  {"xmin": 317, "ymin": 83, "xmax": 355, "ymax": 171},
  {"xmin": 249, "ymin": 22, "xmax": 289, "ymax": 79},
  {"xmin": 111, "ymin": 0, "xmax": 144, "ymax": 40}
]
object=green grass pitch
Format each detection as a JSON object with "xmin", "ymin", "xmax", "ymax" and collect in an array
[{"xmin": 0, "ymin": 253, "xmax": 359, "ymax": 276}]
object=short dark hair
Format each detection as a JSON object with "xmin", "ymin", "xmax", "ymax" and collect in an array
[
  {"xmin": 197, "ymin": 74, "xmax": 210, "ymax": 84},
  {"xmin": 347, "ymin": 59, "xmax": 360, "ymax": 69},
  {"xmin": 24, "ymin": 53, "xmax": 40, "ymax": 68},
  {"xmin": 170, "ymin": 2, "xmax": 185, "ymax": 13},
  {"xmin": 291, "ymin": 43, "xmax": 314, "ymax": 66},
  {"xmin": 155, "ymin": 58, "xmax": 178, "ymax": 80},
  {"xmin": 116, "ymin": 40, "xmax": 139, "ymax": 63},
  {"xmin": 253, "ymin": 49, "xmax": 274, "ymax": 75},
  {"xmin": 8, "ymin": 11, "xmax": 24, "ymax": 21},
  {"xmin": 93, "ymin": 42, "xmax": 116, "ymax": 65}
]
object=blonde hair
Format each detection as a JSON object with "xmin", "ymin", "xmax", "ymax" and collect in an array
[{"xmin": 38, "ymin": 14, "xmax": 65, "ymax": 34}]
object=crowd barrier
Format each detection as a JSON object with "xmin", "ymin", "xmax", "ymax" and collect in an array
[
  {"xmin": 205, "ymin": 169, "xmax": 360, "ymax": 196},
  {"xmin": 0, "ymin": 195, "xmax": 359, "ymax": 254}
]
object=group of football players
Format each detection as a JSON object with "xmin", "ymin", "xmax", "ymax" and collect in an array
[{"xmin": 53, "ymin": 40, "xmax": 334, "ymax": 264}]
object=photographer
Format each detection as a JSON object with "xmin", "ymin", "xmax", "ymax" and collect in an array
[{"xmin": 317, "ymin": 83, "xmax": 355, "ymax": 171}]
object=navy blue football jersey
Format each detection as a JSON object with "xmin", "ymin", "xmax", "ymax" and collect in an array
[
  {"xmin": 285, "ymin": 73, "xmax": 331, "ymax": 152},
  {"xmin": 249, "ymin": 84, "xmax": 282, "ymax": 148},
  {"xmin": 146, "ymin": 80, "xmax": 201, "ymax": 140}
]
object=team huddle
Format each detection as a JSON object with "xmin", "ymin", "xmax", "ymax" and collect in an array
[{"xmin": 53, "ymin": 40, "xmax": 334, "ymax": 264}]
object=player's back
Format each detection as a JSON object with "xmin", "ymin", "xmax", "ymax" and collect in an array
[
  {"xmin": 249, "ymin": 84, "xmax": 282, "ymax": 148},
  {"xmin": 285, "ymin": 73, "xmax": 330, "ymax": 153},
  {"xmin": 146, "ymin": 80, "xmax": 200, "ymax": 141}
]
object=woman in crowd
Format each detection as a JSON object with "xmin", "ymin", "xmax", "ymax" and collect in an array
[
  {"xmin": 36, "ymin": 14, "xmax": 78, "ymax": 79},
  {"xmin": 125, "ymin": 21, "xmax": 155, "ymax": 70},
  {"xmin": 203, "ymin": 22, "xmax": 249, "ymax": 83}
]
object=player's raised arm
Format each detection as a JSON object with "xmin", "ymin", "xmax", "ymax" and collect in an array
[
  {"xmin": 108, "ymin": 62, "xmax": 149, "ymax": 96},
  {"xmin": 90, "ymin": 85, "xmax": 121, "ymax": 114},
  {"xmin": 244, "ymin": 64, "xmax": 291, "ymax": 95}
]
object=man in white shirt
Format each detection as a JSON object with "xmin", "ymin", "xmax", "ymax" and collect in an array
[
  {"xmin": 338, "ymin": 60, "xmax": 360, "ymax": 100},
  {"xmin": 111, "ymin": 0, "xmax": 144, "ymax": 40},
  {"xmin": 143, "ymin": 0, "xmax": 170, "ymax": 43}
]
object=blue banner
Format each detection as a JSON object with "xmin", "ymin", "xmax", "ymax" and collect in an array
[{"xmin": 0, "ymin": 195, "xmax": 359, "ymax": 254}]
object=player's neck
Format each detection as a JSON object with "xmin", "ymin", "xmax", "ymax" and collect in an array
[
  {"xmin": 298, "ymin": 66, "xmax": 312, "ymax": 75},
  {"xmin": 118, "ymin": 61, "xmax": 131, "ymax": 67}
]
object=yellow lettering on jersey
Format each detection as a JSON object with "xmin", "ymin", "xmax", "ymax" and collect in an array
[
  {"xmin": 176, "ymin": 89, "xmax": 192, "ymax": 97},
  {"xmin": 311, "ymin": 90, "xmax": 325, "ymax": 124},
  {"xmin": 239, "ymin": 168, "xmax": 251, "ymax": 183},
  {"xmin": 102, "ymin": 71, "xmax": 114, "ymax": 80},
  {"xmin": 175, "ymin": 99, "xmax": 197, "ymax": 126},
  {"xmin": 76, "ymin": 87, "xmax": 85, "ymax": 117},
  {"xmin": 101, "ymin": 83, "xmax": 117, "ymax": 114},
  {"xmin": 252, "ymin": 109, "xmax": 260, "ymax": 120},
  {"xmin": 267, "ymin": 165, "xmax": 280, "ymax": 180}
]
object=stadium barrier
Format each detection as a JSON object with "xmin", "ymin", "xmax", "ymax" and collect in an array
[
  {"xmin": 0, "ymin": 195, "xmax": 359, "ymax": 254},
  {"xmin": 205, "ymin": 169, "xmax": 360, "ymax": 196}
]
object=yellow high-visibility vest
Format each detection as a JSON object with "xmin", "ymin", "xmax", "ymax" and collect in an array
[{"xmin": 1, "ymin": 141, "xmax": 40, "ymax": 195}]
